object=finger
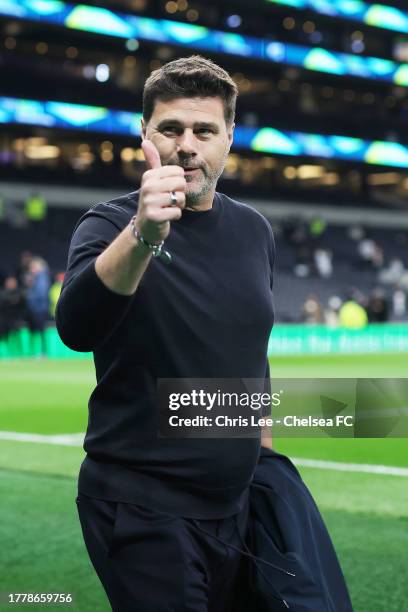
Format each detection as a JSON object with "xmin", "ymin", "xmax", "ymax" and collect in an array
[
  {"xmin": 155, "ymin": 176, "xmax": 187, "ymax": 195},
  {"xmin": 162, "ymin": 190, "xmax": 186, "ymax": 209},
  {"xmin": 142, "ymin": 139, "xmax": 162, "ymax": 170},
  {"xmin": 145, "ymin": 191, "xmax": 186, "ymax": 210},
  {"xmin": 142, "ymin": 177, "xmax": 186, "ymax": 200},
  {"xmin": 144, "ymin": 165, "xmax": 185, "ymax": 180},
  {"xmin": 159, "ymin": 165, "xmax": 185, "ymax": 178},
  {"xmin": 157, "ymin": 190, "xmax": 186, "ymax": 209},
  {"xmin": 144, "ymin": 176, "xmax": 186, "ymax": 192}
]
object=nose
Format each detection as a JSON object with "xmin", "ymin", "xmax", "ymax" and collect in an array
[{"xmin": 176, "ymin": 129, "xmax": 198, "ymax": 156}]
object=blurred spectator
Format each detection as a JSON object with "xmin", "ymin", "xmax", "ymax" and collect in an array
[
  {"xmin": 357, "ymin": 237, "xmax": 383, "ymax": 269},
  {"xmin": 358, "ymin": 236, "xmax": 375, "ymax": 264},
  {"xmin": 301, "ymin": 295, "xmax": 324, "ymax": 324},
  {"xmin": 49, "ymin": 272, "xmax": 64, "ymax": 318},
  {"xmin": 25, "ymin": 193, "xmax": 47, "ymax": 222},
  {"xmin": 283, "ymin": 218, "xmax": 314, "ymax": 277},
  {"xmin": 339, "ymin": 299, "xmax": 368, "ymax": 329},
  {"xmin": 367, "ymin": 289, "xmax": 389, "ymax": 323},
  {"xmin": 309, "ymin": 218, "xmax": 327, "ymax": 240},
  {"xmin": 17, "ymin": 250, "xmax": 33, "ymax": 289},
  {"xmin": 0, "ymin": 276, "xmax": 26, "ymax": 341},
  {"xmin": 309, "ymin": 218, "xmax": 327, "ymax": 251},
  {"xmin": 25, "ymin": 257, "xmax": 50, "ymax": 355},
  {"xmin": 392, "ymin": 287, "xmax": 406, "ymax": 319},
  {"xmin": 314, "ymin": 248, "xmax": 333, "ymax": 279},
  {"xmin": 282, "ymin": 218, "xmax": 305, "ymax": 246},
  {"xmin": 325, "ymin": 296, "xmax": 342, "ymax": 327},
  {"xmin": 378, "ymin": 258, "xmax": 404, "ymax": 285},
  {"xmin": 372, "ymin": 243, "xmax": 384, "ymax": 269},
  {"xmin": 348, "ymin": 225, "xmax": 364, "ymax": 241}
]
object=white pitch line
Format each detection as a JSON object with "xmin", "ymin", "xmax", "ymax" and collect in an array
[
  {"xmin": 292, "ymin": 457, "xmax": 408, "ymax": 477},
  {"xmin": 0, "ymin": 431, "xmax": 83, "ymax": 447},
  {"xmin": 0, "ymin": 431, "xmax": 407, "ymax": 477}
]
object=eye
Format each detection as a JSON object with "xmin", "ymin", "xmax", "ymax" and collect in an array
[
  {"xmin": 197, "ymin": 128, "xmax": 213, "ymax": 136},
  {"xmin": 161, "ymin": 126, "xmax": 179, "ymax": 136}
]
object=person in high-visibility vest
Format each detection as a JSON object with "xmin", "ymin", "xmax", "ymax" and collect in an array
[
  {"xmin": 49, "ymin": 273, "xmax": 64, "ymax": 318},
  {"xmin": 339, "ymin": 299, "xmax": 368, "ymax": 329}
]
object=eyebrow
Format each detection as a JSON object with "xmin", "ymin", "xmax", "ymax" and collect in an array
[{"xmin": 156, "ymin": 120, "xmax": 220, "ymax": 132}]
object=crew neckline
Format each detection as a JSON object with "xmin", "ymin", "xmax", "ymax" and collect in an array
[
  {"xmin": 179, "ymin": 192, "xmax": 221, "ymax": 222},
  {"xmin": 131, "ymin": 190, "xmax": 221, "ymax": 223}
]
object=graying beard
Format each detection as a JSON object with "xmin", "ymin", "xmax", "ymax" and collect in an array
[{"xmin": 185, "ymin": 162, "xmax": 226, "ymax": 206}]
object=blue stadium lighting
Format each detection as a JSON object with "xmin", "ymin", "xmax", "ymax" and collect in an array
[
  {"xmin": 266, "ymin": 0, "xmax": 408, "ymax": 35},
  {"xmin": 226, "ymin": 15, "xmax": 242, "ymax": 28},
  {"xmin": 1, "ymin": 96, "xmax": 408, "ymax": 168},
  {"xmin": 0, "ymin": 97, "xmax": 143, "ymax": 135},
  {"xmin": 95, "ymin": 63, "xmax": 110, "ymax": 83},
  {"xmin": 1, "ymin": 0, "xmax": 408, "ymax": 86}
]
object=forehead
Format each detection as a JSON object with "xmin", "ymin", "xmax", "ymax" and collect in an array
[{"xmin": 150, "ymin": 96, "xmax": 226, "ymax": 124}]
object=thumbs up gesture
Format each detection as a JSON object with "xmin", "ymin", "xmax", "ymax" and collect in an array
[{"xmin": 133, "ymin": 139, "xmax": 186, "ymax": 245}]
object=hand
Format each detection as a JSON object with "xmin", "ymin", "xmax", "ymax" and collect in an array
[{"xmin": 134, "ymin": 139, "xmax": 186, "ymax": 245}]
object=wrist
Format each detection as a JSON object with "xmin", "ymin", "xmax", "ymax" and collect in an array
[{"xmin": 130, "ymin": 216, "xmax": 172, "ymax": 264}]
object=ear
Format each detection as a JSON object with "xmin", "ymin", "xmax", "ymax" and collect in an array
[
  {"xmin": 227, "ymin": 122, "xmax": 235, "ymax": 148},
  {"xmin": 141, "ymin": 117, "xmax": 146, "ymax": 140}
]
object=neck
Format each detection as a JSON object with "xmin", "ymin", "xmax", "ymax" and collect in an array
[{"xmin": 185, "ymin": 188, "xmax": 216, "ymax": 212}]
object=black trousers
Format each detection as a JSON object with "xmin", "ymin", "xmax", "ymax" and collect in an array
[
  {"xmin": 76, "ymin": 450, "xmax": 353, "ymax": 611},
  {"xmin": 76, "ymin": 493, "xmax": 252, "ymax": 612}
]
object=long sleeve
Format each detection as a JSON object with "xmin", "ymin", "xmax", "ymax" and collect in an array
[
  {"xmin": 55, "ymin": 212, "xmax": 133, "ymax": 352},
  {"xmin": 266, "ymin": 219, "xmax": 276, "ymax": 292}
]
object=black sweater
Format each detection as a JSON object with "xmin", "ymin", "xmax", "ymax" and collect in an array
[{"xmin": 56, "ymin": 190, "xmax": 275, "ymax": 518}]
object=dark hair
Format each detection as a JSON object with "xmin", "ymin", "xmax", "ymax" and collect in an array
[{"xmin": 143, "ymin": 55, "xmax": 238, "ymax": 127}]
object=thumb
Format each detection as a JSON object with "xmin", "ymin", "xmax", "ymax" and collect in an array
[{"xmin": 141, "ymin": 139, "xmax": 162, "ymax": 170}]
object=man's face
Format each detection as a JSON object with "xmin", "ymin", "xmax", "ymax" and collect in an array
[
  {"xmin": 5, "ymin": 277, "xmax": 17, "ymax": 291},
  {"xmin": 141, "ymin": 96, "xmax": 234, "ymax": 207}
]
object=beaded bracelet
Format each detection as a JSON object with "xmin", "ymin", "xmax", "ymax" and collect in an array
[{"xmin": 130, "ymin": 216, "xmax": 172, "ymax": 264}]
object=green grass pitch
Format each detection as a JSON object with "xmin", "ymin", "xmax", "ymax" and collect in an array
[{"xmin": 0, "ymin": 355, "xmax": 407, "ymax": 611}]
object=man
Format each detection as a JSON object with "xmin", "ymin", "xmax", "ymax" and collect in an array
[
  {"xmin": 57, "ymin": 54, "xmax": 355, "ymax": 612},
  {"xmin": 0, "ymin": 275, "xmax": 26, "ymax": 348},
  {"xmin": 25, "ymin": 257, "xmax": 51, "ymax": 356},
  {"xmin": 56, "ymin": 54, "xmax": 275, "ymax": 611}
]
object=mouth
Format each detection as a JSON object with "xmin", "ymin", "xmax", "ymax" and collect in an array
[{"xmin": 183, "ymin": 167, "xmax": 201, "ymax": 173}]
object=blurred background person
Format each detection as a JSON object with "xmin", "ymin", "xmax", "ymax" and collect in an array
[
  {"xmin": 0, "ymin": 275, "xmax": 26, "ymax": 352},
  {"xmin": 25, "ymin": 257, "xmax": 50, "ymax": 356}
]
